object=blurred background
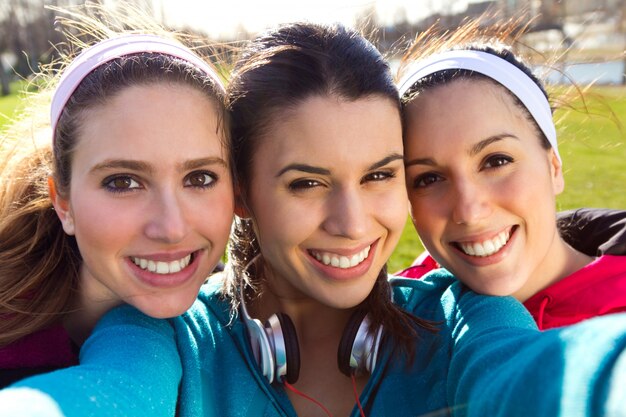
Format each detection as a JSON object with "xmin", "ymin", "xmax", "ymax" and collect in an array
[
  {"xmin": 1, "ymin": 0, "xmax": 625, "ymax": 91},
  {"xmin": 0, "ymin": 0, "xmax": 624, "ymax": 271}
]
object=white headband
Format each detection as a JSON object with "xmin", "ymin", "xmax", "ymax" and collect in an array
[
  {"xmin": 398, "ymin": 50, "xmax": 561, "ymax": 164},
  {"xmin": 51, "ymin": 34, "xmax": 225, "ymax": 141}
]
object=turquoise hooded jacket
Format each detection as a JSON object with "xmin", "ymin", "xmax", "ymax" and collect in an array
[{"xmin": 2, "ymin": 269, "xmax": 626, "ymax": 416}]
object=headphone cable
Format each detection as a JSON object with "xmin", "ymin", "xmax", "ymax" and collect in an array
[
  {"xmin": 283, "ymin": 378, "xmax": 367, "ymax": 417},
  {"xmin": 284, "ymin": 381, "xmax": 333, "ymax": 417},
  {"xmin": 351, "ymin": 374, "xmax": 367, "ymax": 417}
]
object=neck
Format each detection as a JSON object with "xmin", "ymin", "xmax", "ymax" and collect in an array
[
  {"xmin": 247, "ymin": 268, "xmax": 370, "ymax": 414},
  {"xmin": 250, "ymin": 282, "xmax": 354, "ymax": 344},
  {"xmin": 63, "ymin": 266, "xmax": 122, "ymax": 346},
  {"xmin": 514, "ymin": 235, "xmax": 594, "ymax": 302}
]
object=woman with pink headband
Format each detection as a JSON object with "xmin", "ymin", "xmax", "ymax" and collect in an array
[
  {"xmin": 397, "ymin": 24, "xmax": 626, "ymax": 330},
  {"xmin": 0, "ymin": 28, "xmax": 234, "ymax": 387}
]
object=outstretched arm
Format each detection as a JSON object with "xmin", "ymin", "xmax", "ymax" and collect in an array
[
  {"xmin": 0, "ymin": 305, "xmax": 182, "ymax": 417},
  {"xmin": 448, "ymin": 289, "xmax": 626, "ymax": 416}
]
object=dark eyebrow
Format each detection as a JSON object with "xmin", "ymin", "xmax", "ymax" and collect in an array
[
  {"xmin": 90, "ymin": 160, "xmax": 152, "ymax": 174},
  {"xmin": 470, "ymin": 134, "xmax": 519, "ymax": 156},
  {"xmin": 181, "ymin": 157, "xmax": 228, "ymax": 171},
  {"xmin": 276, "ymin": 164, "xmax": 331, "ymax": 177},
  {"xmin": 276, "ymin": 153, "xmax": 403, "ymax": 178},
  {"xmin": 405, "ymin": 134, "xmax": 519, "ymax": 168},
  {"xmin": 368, "ymin": 153, "xmax": 404, "ymax": 170},
  {"xmin": 90, "ymin": 157, "xmax": 228, "ymax": 175},
  {"xmin": 404, "ymin": 157, "xmax": 436, "ymax": 168}
]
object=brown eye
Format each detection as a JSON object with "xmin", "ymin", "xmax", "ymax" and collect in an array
[
  {"xmin": 103, "ymin": 176, "xmax": 141, "ymax": 193},
  {"xmin": 288, "ymin": 179, "xmax": 321, "ymax": 191},
  {"xmin": 184, "ymin": 171, "xmax": 217, "ymax": 188},
  {"xmin": 362, "ymin": 170, "xmax": 395, "ymax": 184},
  {"xmin": 483, "ymin": 154, "xmax": 514, "ymax": 169},
  {"xmin": 113, "ymin": 178, "xmax": 132, "ymax": 188},
  {"xmin": 412, "ymin": 172, "xmax": 443, "ymax": 189}
]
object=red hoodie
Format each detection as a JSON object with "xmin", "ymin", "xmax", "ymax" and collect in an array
[
  {"xmin": 397, "ymin": 254, "xmax": 626, "ymax": 330},
  {"xmin": 524, "ymin": 255, "xmax": 626, "ymax": 329}
]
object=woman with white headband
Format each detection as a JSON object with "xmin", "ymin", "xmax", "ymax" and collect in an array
[
  {"xmin": 0, "ymin": 22, "xmax": 234, "ymax": 390},
  {"xmin": 397, "ymin": 26, "xmax": 626, "ymax": 330},
  {"xmin": 5, "ymin": 21, "xmax": 626, "ymax": 417}
]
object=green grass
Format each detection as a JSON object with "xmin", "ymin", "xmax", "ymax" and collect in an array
[
  {"xmin": 1, "ymin": 84, "xmax": 624, "ymax": 272},
  {"xmin": 554, "ymin": 86, "xmax": 626, "ymax": 209},
  {"xmin": 0, "ymin": 81, "xmax": 31, "ymax": 129},
  {"xmin": 0, "ymin": 94, "xmax": 23, "ymax": 129}
]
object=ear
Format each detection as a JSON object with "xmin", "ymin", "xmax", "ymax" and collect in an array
[
  {"xmin": 548, "ymin": 148, "xmax": 565, "ymax": 196},
  {"xmin": 48, "ymin": 177, "xmax": 75, "ymax": 235}
]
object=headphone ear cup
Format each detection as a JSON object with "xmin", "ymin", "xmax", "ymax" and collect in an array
[
  {"xmin": 337, "ymin": 308, "xmax": 368, "ymax": 377},
  {"xmin": 273, "ymin": 313, "xmax": 300, "ymax": 384},
  {"xmin": 244, "ymin": 314, "xmax": 276, "ymax": 383}
]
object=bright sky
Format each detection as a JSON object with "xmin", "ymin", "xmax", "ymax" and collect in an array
[{"xmin": 155, "ymin": 0, "xmax": 475, "ymax": 38}]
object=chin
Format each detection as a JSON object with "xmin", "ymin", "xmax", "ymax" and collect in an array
[
  {"xmin": 134, "ymin": 295, "xmax": 196, "ymax": 319},
  {"xmin": 329, "ymin": 288, "xmax": 372, "ymax": 310}
]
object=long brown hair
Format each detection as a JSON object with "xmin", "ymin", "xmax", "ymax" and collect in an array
[
  {"xmin": 0, "ymin": 4, "xmax": 226, "ymax": 346},
  {"xmin": 224, "ymin": 22, "xmax": 438, "ymax": 362}
]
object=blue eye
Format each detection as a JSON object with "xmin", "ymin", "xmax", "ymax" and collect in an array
[
  {"xmin": 184, "ymin": 171, "xmax": 217, "ymax": 188},
  {"xmin": 103, "ymin": 175, "xmax": 141, "ymax": 193}
]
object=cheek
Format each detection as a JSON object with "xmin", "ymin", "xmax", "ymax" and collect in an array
[
  {"xmin": 195, "ymin": 188, "xmax": 235, "ymax": 241},
  {"xmin": 501, "ymin": 166, "xmax": 556, "ymax": 212},
  {"xmin": 71, "ymin": 194, "xmax": 132, "ymax": 252},
  {"xmin": 408, "ymin": 193, "xmax": 444, "ymax": 230},
  {"xmin": 381, "ymin": 190, "xmax": 410, "ymax": 234}
]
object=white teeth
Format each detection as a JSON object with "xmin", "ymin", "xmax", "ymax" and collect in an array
[
  {"xmin": 169, "ymin": 261, "xmax": 181, "ymax": 273},
  {"xmin": 459, "ymin": 230, "xmax": 511, "ymax": 258},
  {"xmin": 132, "ymin": 254, "xmax": 192, "ymax": 274},
  {"xmin": 313, "ymin": 245, "xmax": 371, "ymax": 269}
]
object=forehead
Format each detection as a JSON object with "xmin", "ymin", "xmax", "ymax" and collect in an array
[
  {"xmin": 406, "ymin": 78, "xmax": 526, "ymax": 132},
  {"xmin": 403, "ymin": 79, "xmax": 538, "ymax": 154},
  {"xmin": 257, "ymin": 95, "xmax": 402, "ymax": 166},
  {"xmin": 74, "ymin": 83, "xmax": 225, "ymax": 161}
]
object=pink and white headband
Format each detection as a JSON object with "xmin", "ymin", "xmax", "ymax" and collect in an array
[
  {"xmin": 51, "ymin": 34, "xmax": 224, "ymax": 140},
  {"xmin": 398, "ymin": 49, "xmax": 561, "ymax": 164}
]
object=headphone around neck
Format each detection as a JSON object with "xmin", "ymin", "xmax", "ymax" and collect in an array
[{"xmin": 240, "ymin": 285, "xmax": 384, "ymax": 384}]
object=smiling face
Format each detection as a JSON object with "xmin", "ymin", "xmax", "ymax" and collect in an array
[
  {"xmin": 244, "ymin": 95, "xmax": 407, "ymax": 310},
  {"xmin": 52, "ymin": 83, "xmax": 234, "ymax": 318},
  {"xmin": 404, "ymin": 78, "xmax": 567, "ymax": 300}
]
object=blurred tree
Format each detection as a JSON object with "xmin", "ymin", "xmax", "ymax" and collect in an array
[{"xmin": 0, "ymin": 0, "xmax": 68, "ymax": 95}]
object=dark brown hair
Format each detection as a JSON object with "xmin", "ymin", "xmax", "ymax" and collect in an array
[{"xmin": 224, "ymin": 22, "xmax": 437, "ymax": 361}]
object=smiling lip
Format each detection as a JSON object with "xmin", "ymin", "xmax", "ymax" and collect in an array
[
  {"xmin": 450, "ymin": 226, "xmax": 518, "ymax": 266},
  {"xmin": 307, "ymin": 240, "xmax": 378, "ymax": 281},
  {"xmin": 127, "ymin": 249, "xmax": 204, "ymax": 288}
]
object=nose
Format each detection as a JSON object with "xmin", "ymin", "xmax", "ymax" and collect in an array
[
  {"xmin": 451, "ymin": 178, "xmax": 492, "ymax": 226},
  {"xmin": 144, "ymin": 190, "xmax": 188, "ymax": 243},
  {"xmin": 322, "ymin": 186, "xmax": 369, "ymax": 239}
]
